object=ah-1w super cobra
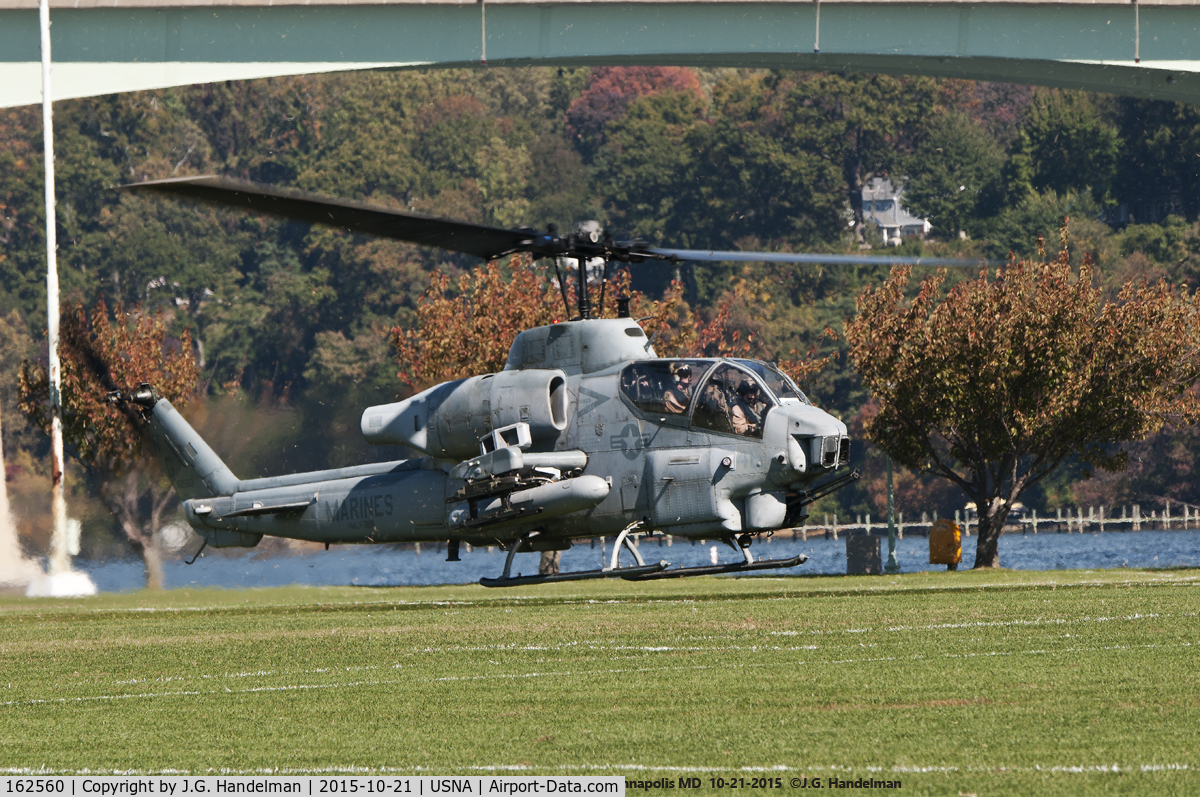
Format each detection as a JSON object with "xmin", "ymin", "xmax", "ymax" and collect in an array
[{"xmin": 111, "ymin": 177, "xmax": 978, "ymax": 586}]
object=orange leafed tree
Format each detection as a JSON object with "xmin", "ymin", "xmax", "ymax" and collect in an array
[
  {"xmin": 846, "ymin": 228, "xmax": 1200, "ymax": 568},
  {"xmin": 19, "ymin": 300, "xmax": 199, "ymax": 588},
  {"xmin": 390, "ymin": 255, "xmax": 766, "ymax": 393},
  {"xmin": 391, "ymin": 256, "xmax": 564, "ymax": 389}
]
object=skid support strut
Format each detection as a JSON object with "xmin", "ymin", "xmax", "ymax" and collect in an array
[
  {"xmin": 607, "ymin": 520, "xmax": 647, "ymax": 570},
  {"xmin": 480, "ymin": 524, "xmax": 666, "ymax": 587}
]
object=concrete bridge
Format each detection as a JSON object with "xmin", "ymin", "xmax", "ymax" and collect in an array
[{"xmin": 2, "ymin": 0, "xmax": 1199, "ymax": 109}]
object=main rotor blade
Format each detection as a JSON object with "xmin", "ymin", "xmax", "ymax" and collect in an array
[
  {"xmin": 119, "ymin": 176, "xmax": 537, "ymax": 260},
  {"xmin": 644, "ymin": 247, "xmax": 993, "ymax": 268}
]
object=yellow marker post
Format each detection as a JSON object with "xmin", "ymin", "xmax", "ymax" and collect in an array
[{"xmin": 929, "ymin": 517, "xmax": 962, "ymax": 571}]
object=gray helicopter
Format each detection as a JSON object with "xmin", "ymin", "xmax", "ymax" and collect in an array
[{"xmin": 112, "ymin": 176, "xmax": 979, "ymax": 586}]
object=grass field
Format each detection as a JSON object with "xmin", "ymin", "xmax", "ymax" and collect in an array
[{"xmin": 1, "ymin": 569, "xmax": 1198, "ymax": 795}]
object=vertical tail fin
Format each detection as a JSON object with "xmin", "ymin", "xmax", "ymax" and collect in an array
[
  {"xmin": 113, "ymin": 386, "xmax": 238, "ymax": 499},
  {"xmin": 146, "ymin": 397, "xmax": 239, "ymax": 499}
]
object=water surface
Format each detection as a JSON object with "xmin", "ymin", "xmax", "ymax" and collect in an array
[{"xmin": 76, "ymin": 528, "xmax": 1200, "ymax": 592}]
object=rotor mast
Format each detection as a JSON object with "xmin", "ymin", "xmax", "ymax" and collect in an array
[
  {"xmin": 566, "ymin": 226, "xmax": 611, "ymax": 321},
  {"xmin": 573, "ymin": 236, "xmax": 591, "ymax": 321}
]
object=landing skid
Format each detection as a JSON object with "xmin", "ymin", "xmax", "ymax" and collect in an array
[
  {"xmin": 479, "ymin": 563, "xmax": 666, "ymax": 587},
  {"xmin": 479, "ymin": 524, "xmax": 810, "ymax": 588},
  {"xmin": 622, "ymin": 554, "xmax": 808, "ymax": 581}
]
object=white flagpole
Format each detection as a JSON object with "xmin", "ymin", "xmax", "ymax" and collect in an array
[{"xmin": 40, "ymin": 0, "xmax": 70, "ymax": 577}]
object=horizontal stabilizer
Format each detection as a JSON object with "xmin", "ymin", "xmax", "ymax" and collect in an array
[{"xmin": 221, "ymin": 500, "xmax": 316, "ymax": 518}]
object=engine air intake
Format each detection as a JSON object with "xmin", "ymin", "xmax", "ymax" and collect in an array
[{"xmin": 361, "ymin": 368, "xmax": 569, "ymax": 459}]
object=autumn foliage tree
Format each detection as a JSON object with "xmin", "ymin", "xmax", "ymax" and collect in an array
[
  {"xmin": 391, "ymin": 255, "xmax": 763, "ymax": 392},
  {"xmin": 565, "ymin": 66, "xmax": 704, "ymax": 160},
  {"xmin": 847, "ymin": 229, "xmax": 1200, "ymax": 568},
  {"xmin": 19, "ymin": 301, "xmax": 199, "ymax": 588},
  {"xmin": 391, "ymin": 256, "xmax": 562, "ymax": 388}
]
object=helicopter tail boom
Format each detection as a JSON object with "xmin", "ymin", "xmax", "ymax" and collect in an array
[{"xmin": 133, "ymin": 391, "xmax": 240, "ymax": 501}]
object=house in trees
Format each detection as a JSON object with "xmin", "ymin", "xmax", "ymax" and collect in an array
[{"xmin": 862, "ymin": 177, "xmax": 932, "ymax": 245}]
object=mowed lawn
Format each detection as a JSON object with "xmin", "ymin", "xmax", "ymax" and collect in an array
[{"xmin": 1, "ymin": 569, "xmax": 1198, "ymax": 795}]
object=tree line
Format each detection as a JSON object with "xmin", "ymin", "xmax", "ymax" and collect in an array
[{"xmin": 3, "ymin": 66, "xmax": 1200, "ymax": 566}]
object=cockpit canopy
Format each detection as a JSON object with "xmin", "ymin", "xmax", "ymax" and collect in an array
[{"xmin": 619, "ymin": 358, "xmax": 810, "ymax": 439}]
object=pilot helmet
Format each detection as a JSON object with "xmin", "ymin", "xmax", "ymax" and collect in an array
[
  {"xmin": 669, "ymin": 362, "xmax": 692, "ymax": 382},
  {"xmin": 737, "ymin": 379, "xmax": 760, "ymax": 398}
]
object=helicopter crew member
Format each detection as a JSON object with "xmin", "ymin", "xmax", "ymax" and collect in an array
[
  {"xmin": 731, "ymin": 380, "xmax": 766, "ymax": 436},
  {"xmin": 664, "ymin": 363, "xmax": 695, "ymax": 414}
]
